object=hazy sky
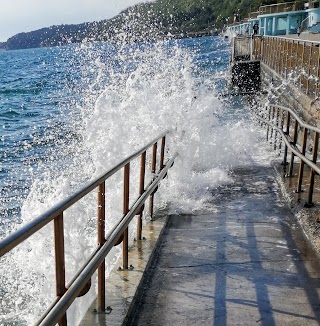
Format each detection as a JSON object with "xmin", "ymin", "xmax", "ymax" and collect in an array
[{"xmin": 0, "ymin": 0, "xmax": 148, "ymax": 42}]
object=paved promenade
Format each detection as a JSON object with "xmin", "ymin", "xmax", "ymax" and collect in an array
[{"xmin": 128, "ymin": 165, "xmax": 320, "ymax": 325}]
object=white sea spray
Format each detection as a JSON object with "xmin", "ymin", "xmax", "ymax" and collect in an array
[{"xmin": 0, "ymin": 37, "xmax": 271, "ymax": 325}]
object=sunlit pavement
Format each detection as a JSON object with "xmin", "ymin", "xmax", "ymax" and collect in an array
[{"xmin": 128, "ymin": 165, "xmax": 320, "ymax": 325}]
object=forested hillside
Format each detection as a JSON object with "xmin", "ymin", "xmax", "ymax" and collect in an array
[{"xmin": 3, "ymin": 0, "xmax": 296, "ymax": 50}]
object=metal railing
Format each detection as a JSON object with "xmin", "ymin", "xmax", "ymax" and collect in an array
[
  {"xmin": 255, "ymin": 104, "xmax": 320, "ymax": 206},
  {"xmin": 252, "ymin": 36, "xmax": 320, "ymax": 99},
  {"xmin": 259, "ymin": 1, "xmax": 303, "ymax": 15},
  {"xmin": 0, "ymin": 131, "xmax": 177, "ymax": 326}
]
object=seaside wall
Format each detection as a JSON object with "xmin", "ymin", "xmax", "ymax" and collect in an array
[{"xmin": 260, "ymin": 61, "xmax": 320, "ymax": 126}]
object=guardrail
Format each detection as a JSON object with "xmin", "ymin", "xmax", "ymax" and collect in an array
[
  {"xmin": 0, "ymin": 131, "xmax": 177, "ymax": 326},
  {"xmin": 259, "ymin": 1, "xmax": 303, "ymax": 15},
  {"xmin": 254, "ymin": 104, "xmax": 320, "ymax": 206},
  {"xmin": 251, "ymin": 36, "xmax": 320, "ymax": 99}
]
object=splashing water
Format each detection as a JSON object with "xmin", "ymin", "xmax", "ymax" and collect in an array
[{"xmin": 0, "ymin": 36, "xmax": 270, "ymax": 325}]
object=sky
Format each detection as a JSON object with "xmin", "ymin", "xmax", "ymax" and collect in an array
[{"xmin": 0, "ymin": 0, "xmax": 149, "ymax": 42}]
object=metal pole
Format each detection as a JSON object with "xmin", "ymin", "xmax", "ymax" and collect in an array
[
  {"xmin": 274, "ymin": 107, "xmax": 279, "ymax": 150},
  {"xmin": 267, "ymin": 106, "xmax": 271, "ymax": 141},
  {"xmin": 123, "ymin": 163, "xmax": 130, "ymax": 269},
  {"xmin": 97, "ymin": 182, "xmax": 106, "ymax": 312},
  {"xmin": 297, "ymin": 127, "xmax": 308, "ymax": 193},
  {"xmin": 270, "ymin": 106, "xmax": 275, "ymax": 144},
  {"xmin": 284, "ymin": 39, "xmax": 289, "ymax": 79},
  {"xmin": 160, "ymin": 136, "xmax": 166, "ymax": 170},
  {"xmin": 288, "ymin": 118, "xmax": 298, "ymax": 177},
  {"xmin": 149, "ymin": 143, "xmax": 157, "ymax": 219},
  {"xmin": 279, "ymin": 108, "xmax": 284, "ymax": 151},
  {"xmin": 315, "ymin": 46, "xmax": 320, "ymax": 99},
  {"xmin": 283, "ymin": 111, "xmax": 290, "ymax": 165},
  {"xmin": 137, "ymin": 152, "xmax": 146, "ymax": 241},
  {"xmin": 306, "ymin": 44, "xmax": 312, "ymax": 95},
  {"xmin": 300, "ymin": 42, "xmax": 305, "ymax": 89},
  {"xmin": 54, "ymin": 213, "xmax": 67, "ymax": 326},
  {"xmin": 307, "ymin": 132, "xmax": 319, "ymax": 207}
]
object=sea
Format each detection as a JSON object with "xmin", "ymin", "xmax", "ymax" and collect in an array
[{"xmin": 0, "ymin": 36, "xmax": 273, "ymax": 325}]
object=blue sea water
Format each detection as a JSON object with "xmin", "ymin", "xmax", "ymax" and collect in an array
[
  {"xmin": 0, "ymin": 37, "xmax": 268, "ymax": 325},
  {"xmin": 0, "ymin": 37, "xmax": 230, "ymax": 229},
  {"xmin": 0, "ymin": 46, "xmax": 78, "ymax": 227}
]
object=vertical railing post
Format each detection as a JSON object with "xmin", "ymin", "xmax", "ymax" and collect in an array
[
  {"xmin": 274, "ymin": 107, "xmax": 279, "ymax": 150},
  {"xmin": 288, "ymin": 118, "xmax": 298, "ymax": 177},
  {"xmin": 289, "ymin": 41, "xmax": 294, "ymax": 77},
  {"xmin": 306, "ymin": 45, "xmax": 312, "ymax": 95},
  {"xmin": 284, "ymin": 39, "xmax": 289, "ymax": 79},
  {"xmin": 315, "ymin": 46, "xmax": 320, "ymax": 99},
  {"xmin": 300, "ymin": 42, "xmax": 305, "ymax": 89},
  {"xmin": 123, "ymin": 163, "xmax": 130, "ymax": 269},
  {"xmin": 271, "ymin": 38, "xmax": 274, "ymax": 68},
  {"xmin": 297, "ymin": 127, "xmax": 308, "ymax": 193},
  {"xmin": 280, "ymin": 40, "xmax": 285, "ymax": 75},
  {"xmin": 283, "ymin": 111, "xmax": 290, "ymax": 165},
  {"xmin": 137, "ymin": 152, "xmax": 146, "ymax": 241},
  {"xmin": 54, "ymin": 213, "xmax": 67, "ymax": 326},
  {"xmin": 270, "ymin": 106, "xmax": 275, "ymax": 145},
  {"xmin": 279, "ymin": 108, "xmax": 284, "ymax": 151},
  {"xmin": 149, "ymin": 143, "xmax": 158, "ymax": 219},
  {"xmin": 306, "ymin": 132, "xmax": 319, "ymax": 207},
  {"xmin": 267, "ymin": 106, "xmax": 271, "ymax": 141},
  {"xmin": 160, "ymin": 135, "xmax": 166, "ymax": 170},
  {"xmin": 97, "ymin": 182, "xmax": 106, "ymax": 312}
]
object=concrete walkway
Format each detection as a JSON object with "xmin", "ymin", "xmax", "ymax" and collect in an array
[{"xmin": 127, "ymin": 165, "xmax": 320, "ymax": 325}]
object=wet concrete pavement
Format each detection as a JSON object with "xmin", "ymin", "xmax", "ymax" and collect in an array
[{"xmin": 127, "ymin": 165, "xmax": 320, "ymax": 325}]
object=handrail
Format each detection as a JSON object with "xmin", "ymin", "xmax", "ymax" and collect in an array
[
  {"xmin": 37, "ymin": 153, "xmax": 177, "ymax": 326},
  {"xmin": 0, "ymin": 130, "xmax": 177, "ymax": 325},
  {"xmin": 248, "ymin": 35, "xmax": 320, "ymax": 99},
  {"xmin": 262, "ymin": 34, "xmax": 320, "ymax": 46},
  {"xmin": 269, "ymin": 104, "xmax": 320, "ymax": 134},
  {"xmin": 256, "ymin": 111, "xmax": 320, "ymax": 174},
  {"xmin": 0, "ymin": 131, "xmax": 167, "ymax": 256},
  {"xmin": 253, "ymin": 104, "xmax": 320, "ymax": 206}
]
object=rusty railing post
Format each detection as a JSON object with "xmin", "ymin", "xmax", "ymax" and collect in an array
[
  {"xmin": 288, "ymin": 118, "xmax": 298, "ymax": 177},
  {"xmin": 284, "ymin": 39, "xmax": 289, "ymax": 79},
  {"xmin": 137, "ymin": 152, "xmax": 146, "ymax": 241},
  {"xmin": 306, "ymin": 44, "xmax": 312, "ymax": 95},
  {"xmin": 149, "ymin": 142, "xmax": 157, "ymax": 219},
  {"xmin": 123, "ymin": 163, "xmax": 130, "ymax": 269},
  {"xmin": 97, "ymin": 181, "xmax": 106, "ymax": 312},
  {"xmin": 315, "ymin": 46, "xmax": 320, "ymax": 99},
  {"xmin": 274, "ymin": 107, "xmax": 279, "ymax": 150},
  {"xmin": 54, "ymin": 213, "xmax": 67, "ymax": 326},
  {"xmin": 282, "ymin": 111, "xmax": 290, "ymax": 165},
  {"xmin": 266, "ymin": 106, "xmax": 271, "ymax": 141},
  {"xmin": 296, "ymin": 127, "xmax": 308, "ymax": 193},
  {"xmin": 279, "ymin": 108, "xmax": 284, "ymax": 151},
  {"xmin": 160, "ymin": 135, "xmax": 166, "ymax": 170},
  {"xmin": 270, "ymin": 106, "xmax": 275, "ymax": 144},
  {"xmin": 306, "ymin": 132, "xmax": 319, "ymax": 207}
]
